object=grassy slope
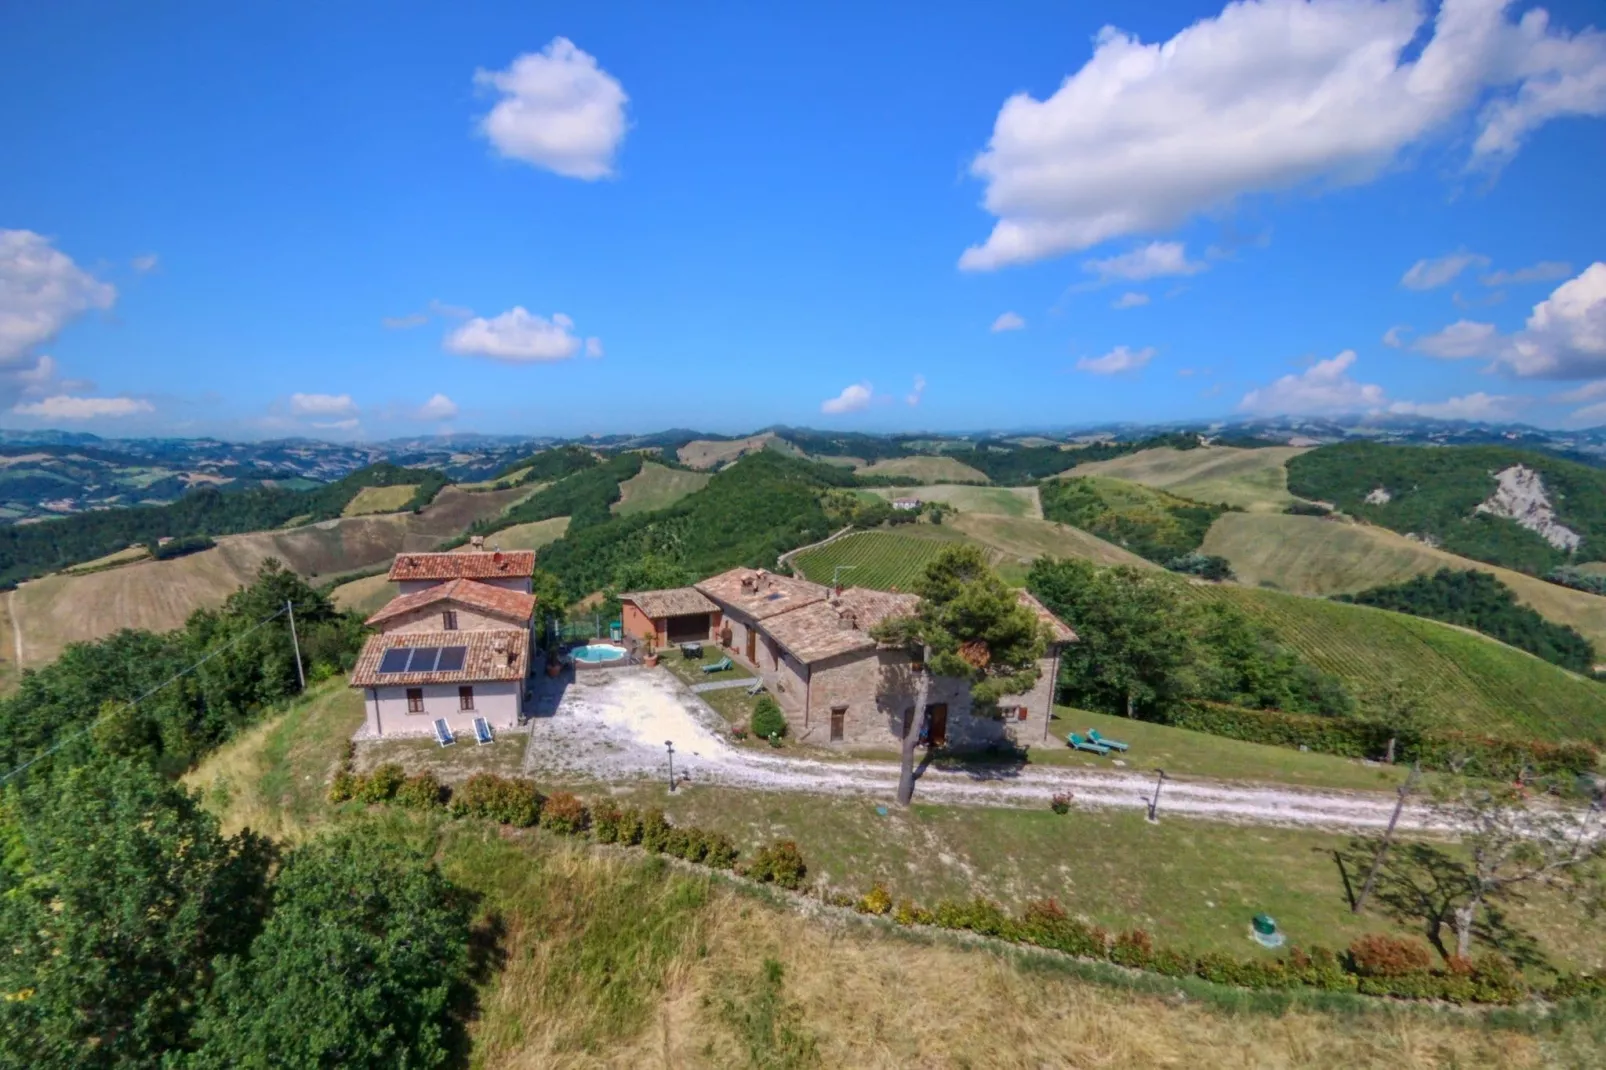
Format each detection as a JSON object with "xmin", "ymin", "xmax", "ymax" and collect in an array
[
  {"xmin": 867, "ymin": 483, "xmax": 1041, "ymax": 518},
  {"xmin": 1065, "ymin": 446, "xmax": 1310, "ymax": 511},
  {"xmin": 858, "ymin": 455, "xmax": 990, "ymax": 483},
  {"xmin": 1179, "ymin": 583, "xmax": 1606, "ymax": 742},
  {"xmin": 9, "ymin": 484, "xmax": 528, "ymax": 666},
  {"xmin": 1203, "ymin": 512, "xmax": 1606, "ymax": 652},
  {"xmin": 947, "ymin": 512, "xmax": 1159, "ymax": 571},
  {"xmin": 793, "ymin": 528, "xmax": 978, "ymax": 590},
  {"xmin": 62, "ymin": 544, "xmax": 151, "ymax": 573},
  {"xmin": 611, "ymin": 461, "xmax": 711, "ymax": 516},
  {"xmin": 487, "ymin": 515, "xmax": 572, "ymax": 551},
  {"xmin": 340, "ymin": 483, "xmax": 419, "ymax": 516},
  {"xmin": 182, "ymin": 687, "xmax": 1591, "ymax": 1066},
  {"xmin": 676, "ymin": 432, "xmax": 797, "ymax": 469},
  {"xmin": 328, "ymin": 573, "xmax": 398, "ymax": 617}
]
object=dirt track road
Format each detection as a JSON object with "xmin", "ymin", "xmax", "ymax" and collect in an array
[{"xmin": 515, "ymin": 671, "xmax": 1580, "ymax": 836}]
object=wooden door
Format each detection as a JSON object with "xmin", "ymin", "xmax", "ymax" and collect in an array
[
  {"xmin": 830, "ymin": 706, "xmax": 846, "ymax": 742},
  {"xmin": 926, "ymin": 703, "xmax": 948, "ymax": 747},
  {"xmin": 745, "ymin": 627, "xmax": 756, "ymax": 663}
]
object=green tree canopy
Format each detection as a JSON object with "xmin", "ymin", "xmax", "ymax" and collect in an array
[
  {"xmin": 188, "ymin": 826, "xmax": 473, "ymax": 1070},
  {"xmin": 0, "ymin": 759, "xmax": 273, "ymax": 1069}
]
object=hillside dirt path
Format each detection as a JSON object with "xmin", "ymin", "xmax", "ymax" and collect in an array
[{"xmin": 519, "ymin": 671, "xmax": 1536, "ymax": 836}]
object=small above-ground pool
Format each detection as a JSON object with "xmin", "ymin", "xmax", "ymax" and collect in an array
[{"xmin": 572, "ymin": 643, "xmax": 628, "ymax": 664}]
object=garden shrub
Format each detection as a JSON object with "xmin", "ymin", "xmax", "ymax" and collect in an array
[
  {"xmin": 327, "ymin": 770, "xmax": 358, "ymax": 803},
  {"xmin": 1347, "ymin": 934, "xmax": 1433, "ymax": 978},
  {"xmin": 893, "ymin": 898, "xmax": 934, "ymax": 927},
  {"xmin": 639, "ymin": 808, "xmax": 672, "ymax": 853},
  {"xmin": 858, "ymin": 883, "xmax": 893, "ymax": 916},
  {"xmin": 393, "ymin": 771, "xmax": 447, "ymax": 810},
  {"xmin": 355, "ymin": 763, "xmax": 406, "ymax": 803},
  {"xmin": 539, "ymin": 790, "xmax": 588, "ymax": 835},
  {"xmin": 750, "ymin": 697, "xmax": 788, "ymax": 741},
  {"xmin": 744, "ymin": 839, "xmax": 807, "ymax": 890},
  {"xmin": 614, "ymin": 806, "xmax": 646, "ymax": 846},
  {"xmin": 702, "ymin": 831, "xmax": 739, "ymax": 869},
  {"xmin": 1049, "ymin": 792, "xmax": 1073, "ymax": 814},
  {"xmin": 1285, "ymin": 947, "xmax": 1355, "ymax": 991},
  {"xmin": 452, "ymin": 773, "xmax": 543, "ymax": 827},
  {"xmin": 1109, "ymin": 929, "xmax": 1155, "ymax": 970},
  {"xmin": 591, "ymin": 800, "xmax": 624, "ymax": 843}
]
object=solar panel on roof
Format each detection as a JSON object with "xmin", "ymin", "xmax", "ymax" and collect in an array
[
  {"xmin": 407, "ymin": 647, "xmax": 441, "ymax": 672},
  {"xmin": 436, "ymin": 646, "xmax": 467, "ymax": 672},
  {"xmin": 378, "ymin": 648, "xmax": 412, "ymax": 674}
]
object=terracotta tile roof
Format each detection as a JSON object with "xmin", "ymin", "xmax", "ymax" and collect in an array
[
  {"xmin": 349, "ymin": 628, "xmax": 529, "ymax": 688},
  {"xmin": 387, "ymin": 550, "xmax": 536, "ymax": 582},
  {"xmin": 695, "ymin": 568, "xmax": 828, "ymax": 621},
  {"xmin": 366, "ymin": 579, "xmax": 536, "ymax": 628},
  {"xmin": 619, "ymin": 587, "xmax": 719, "ymax": 618},
  {"xmin": 1017, "ymin": 589, "xmax": 1077, "ymax": 644},
  {"xmin": 761, "ymin": 587, "xmax": 918, "ymax": 665}
]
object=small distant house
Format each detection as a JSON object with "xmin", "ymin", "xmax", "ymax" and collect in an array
[
  {"xmin": 619, "ymin": 587, "xmax": 722, "ymax": 647},
  {"xmin": 351, "ymin": 549, "xmax": 539, "ymax": 737},
  {"xmin": 891, "ymin": 498, "xmax": 922, "ymax": 511}
]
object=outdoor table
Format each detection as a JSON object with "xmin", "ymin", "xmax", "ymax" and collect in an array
[{"xmin": 679, "ymin": 641, "xmax": 704, "ymax": 658}]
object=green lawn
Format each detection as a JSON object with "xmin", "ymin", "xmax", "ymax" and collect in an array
[
  {"xmin": 605, "ymin": 782, "xmax": 1606, "ymax": 976},
  {"xmin": 658, "ymin": 647, "xmax": 753, "ymax": 687},
  {"xmin": 354, "ymin": 731, "xmax": 530, "ymax": 781}
]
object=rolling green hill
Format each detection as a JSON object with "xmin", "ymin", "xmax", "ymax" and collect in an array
[
  {"xmin": 1176, "ymin": 583, "xmax": 1606, "ymax": 743},
  {"xmin": 1064, "ymin": 445, "xmax": 1309, "ymax": 512},
  {"xmin": 1285, "ymin": 441, "xmax": 1606, "ymax": 573},
  {"xmin": 1040, "ymin": 476, "xmax": 1227, "ymax": 564},
  {"xmin": 791, "ymin": 528, "xmax": 978, "ymax": 590}
]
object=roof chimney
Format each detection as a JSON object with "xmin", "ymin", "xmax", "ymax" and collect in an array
[
  {"xmin": 471, "ymin": 535, "xmax": 484, "ymax": 549},
  {"xmin": 493, "ymin": 551, "xmax": 505, "ymax": 569}
]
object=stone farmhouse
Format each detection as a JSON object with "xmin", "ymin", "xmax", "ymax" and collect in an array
[
  {"xmin": 348, "ymin": 549, "xmax": 537, "ymax": 738},
  {"xmin": 630, "ymin": 567, "xmax": 1076, "ymax": 747}
]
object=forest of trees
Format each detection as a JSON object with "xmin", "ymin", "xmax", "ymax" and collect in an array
[
  {"xmin": 1337, "ymin": 569, "xmax": 1596, "ymax": 674},
  {"xmin": 490, "ymin": 443, "xmax": 600, "ymax": 483},
  {"xmin": 943, "ymin": 432, "xmax": 1201, "ymax": 485},
  {"xmin": 1286, "ymin": 442, "xmax": 1606, "ymax": 574},
  {"xmin": 1027, "ymin": 557, "xmax": 1351, "ymax": 719},
  {"xmin": 0, "ymin": 463, "xmax": 446, "ymax": 588}
]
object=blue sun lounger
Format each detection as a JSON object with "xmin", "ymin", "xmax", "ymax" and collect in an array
[
  {"xmin": 473, "ymin": 717, "xmax": 494, "ymax": 745},
  {"xmin": 1067, "ymin": 732, "xmax": 1110, "ymax": 756},
  {"xmin": 701, "ymin": 655, "xmax": 733, "ymax": 674},
  {"xmin": 1087, "ymin": 728, "xmax": 1129, "ymax": 752},
  {"xmin": 434, "ymin": 718, "xmax": 456, "ymax": 747}
]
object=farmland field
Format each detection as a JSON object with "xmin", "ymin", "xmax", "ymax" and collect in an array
[
  {"xmin": 612, "ymin": 461, "xmax": 711, "ymax": 515},
  {"xmin": 676, "ymin": 432, "xmax": 799, "ymax": 469},
  {"xmin": 329, "ymin": 572, "xmax": 398, "ymax": 618},
  {"xmin": 1178, "ymin": 583, "xmax": 1606, "ymax": 742},
  {"xmin": 857, "ymin": 455, "xmax": 989, "ymax": 484},
  {"xmin": 792, "ymin": 529, "xmax": 980, "ymax": 590},
  {"xmin": 340, "ymin": 483, "xmax": 418, "ymax": 516},
  {"xmin": 62, "ymin": 544, "xmax": 151, "ymax": 573},
  {"xmin": 1203, "ymin": 512, "xmax": 1606, "ymax": 651},
  {"xmin": 1063, "ymin": 445, "xmax": 1309, "ymax": 511},
  {"xmin": 946, "ymin": 513, "xmax": 1157, "ymax": 571},
  {"xmin": 484, "ymin": 515, "xmax": 571, "ymax": 552},
  {"xmin": 867, "ymin": 483, "xmax": 1040, "ymax": 518}
]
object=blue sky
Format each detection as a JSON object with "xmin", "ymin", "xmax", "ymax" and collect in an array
[{"xmin": 2, "ymin": 0, "xmax": 1605, "ymax": 439}]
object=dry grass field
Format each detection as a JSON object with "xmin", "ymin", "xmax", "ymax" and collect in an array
[
  {"xmin": 328, "ymin": 573, "xmax": 398, "ymax": 617},
  {"xmin": 340, "ymin": 483, "xmax": 419, "ymax": 516},
  {"xmin": 1065, "ymin": 446, "xmax": 1310, "ymax": 511},
  {"xmin": 676, "ymin": 432, "xmax": 800, "ymax": 469},
  {"xmin": 8, "ymin": 484, "xmax": 529, "ymax": 667},
  {"xmin": 62, "ymin": 544, "xmax": 151, "ymax": 573},
  {"xmin": 485, "ymin": 515, "xmax": 572, "ymax": 552},
  {"xmin": 857, "ymin": 455, "xmax": 990, "ymax": 483},
  {"xmin": 947, "ymin": 512, "xmax": 1159, "ymax": 571},
  {"xmin": 612, "ymin": 462, "xmax": 711, "ymax": 515},
  {"xmin": 867, "ymin": 483, "xmax": 1041, "ymax": 518},
  {"xmin": 1203, "ymin": 512, "xmax": 1606, "ymax": 651}
]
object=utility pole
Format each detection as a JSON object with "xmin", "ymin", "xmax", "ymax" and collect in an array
[
  {"xmin": 1353, "ymin": 763, "xmax": 1420, "ymax": 914},
  {"xmin": 286, "ymin": 600, "xmax": 306, "ymax": 692}
]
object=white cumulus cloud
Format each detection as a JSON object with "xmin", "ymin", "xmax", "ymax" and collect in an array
[
  {"xmin": 959, "ymin": 0, "xmax": 1606, "ymax": 270},
  {"xmin": 1084, "ymin": 242, "xmax": 1204, "ymax": 282},
  {"xmin": 1076, "ymin": 345, "xmax": 1156, "ymax": 375},
  {"xmin": 11, "ymin": 394, "xmax": 153, "ymax": 420},
  {"xmin": 1402, "ymin": 251, "xmax": 1490, "ymax": 290},
  {"xmin": 0, "ymin": 229, "xmax": 117, "ymax": 365},
  {"xmin": 290, "ymin": 392, "xmax": 359, "ymax": 417},
  {"xmin": 1113, "ymin": 292, "xmax": 1151, "ymax": 309},
  {"xmin": 1413, "ymin": 319, "xmax": 1501, "ymax": 358},
  {"xmin": 444, "ymin": 307, "xmax": 589, "ymax": 362},
  {"xmin": 475, "ymin": 38, "xmax": 629, "ymax": 180},
  {"xmin": 990, "ymin": 311, "xmax": 1026, "ymax": 332},
  {"xmin": 418, "ymin": 393, "xmax": 458, "ymax": 420},
  {"xmin": 1387, "ymin": 392, "xmax": 1523, "ymax": 420},
  {"xmin": 1238, "ymin": 350, "xmax": 1385, "ymax": 415},
  {"xmin": 130, "ymin": 253, "xmax": 159, "ymax": 274},
  {"xmin": 1482, "ymin": 260, "xmax": 1573, "ymax": 286},
  {"xmin": 1502, "ymin": 262, "xmax": 1606, "ymax": 377},
  {"xmin": 1382, "ymin": 324, "xmax": 1412, "ymax": 348},
  {"xmin": 906, "ymin": 375, "xmax": 926, "ymax": 407},
  {"xmin": 821, "ymin": 383, "xmax": 873, "ymax": 414}
]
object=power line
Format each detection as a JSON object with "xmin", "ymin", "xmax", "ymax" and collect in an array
[{"xmin": 0, "ymin": 604, "xmax": 296, "ymax": 786}]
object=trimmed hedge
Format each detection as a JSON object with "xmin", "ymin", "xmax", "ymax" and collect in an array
[{"xmin": 1161, "ymin": 700, "xmax": 1599, "ymax": 778}]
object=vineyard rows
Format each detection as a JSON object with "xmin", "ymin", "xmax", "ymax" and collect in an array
[
  {"xmin": 1180, "ymin": 584, "xmax": 1606, "ymax": 742},
  {"xmin": 792, "ymin": 531, "xmax": 955, "ymax": 592}
]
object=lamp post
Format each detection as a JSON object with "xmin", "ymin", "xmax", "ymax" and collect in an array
[
  {"xmin": 1147, "ymin": 768, "xmax": 1166, "ymax": 823},
  {"xmin": 665, "ymin": 740, "xmax": 676, "ymax": 792}
]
